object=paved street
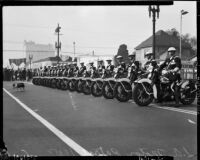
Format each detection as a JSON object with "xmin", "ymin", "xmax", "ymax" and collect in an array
[{"xmin": 3, "ymin": 81, "xmax": 197, "ymax": 159}]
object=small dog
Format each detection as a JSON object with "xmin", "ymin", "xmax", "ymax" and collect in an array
[{"xmin": 13, "ymin": 83, "xmax": 25, "ymax": 91}]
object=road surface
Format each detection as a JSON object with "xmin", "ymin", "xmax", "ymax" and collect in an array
[{"xmin": 3, "ymin": 81, "xmax": 197, "ymax": 159}]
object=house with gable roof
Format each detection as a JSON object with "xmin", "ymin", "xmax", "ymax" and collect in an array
[{"xmin": 134, "ymin": 30, "xmax": 193, "ymax": 65}]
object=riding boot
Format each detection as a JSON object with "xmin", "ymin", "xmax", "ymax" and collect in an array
[{"xmin": 174, "ymin": 85, "xmax": 180, "ymax": 107}]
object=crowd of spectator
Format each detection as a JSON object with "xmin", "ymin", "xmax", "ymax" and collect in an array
[{"xmin": 3, "ymin": 68, "xmax": 35, "ymax": 81}]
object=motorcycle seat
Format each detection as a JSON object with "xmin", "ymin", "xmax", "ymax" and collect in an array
[{"xmin": 160, "ymin": 76, "xmax": 170, "ymax": 84}]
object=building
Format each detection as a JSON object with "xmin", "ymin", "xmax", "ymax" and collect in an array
[
  {"xmin": 31, "ymin": 56, "xmax": 65, "ymax": 69},
  {"xmin": 135, "ymin": 30, "xmax": 193, "ymax": 65},
  {"xmin": 24, "ymin": 41, "xmax": 55, "ymax": 67}
]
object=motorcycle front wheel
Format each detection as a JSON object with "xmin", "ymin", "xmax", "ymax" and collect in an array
[
  {"xmin": 91, "ymin": 81, "xmax": 103, "ymax": 97},
  {"xmin": 102, "ymin": 81, "xmax": 115, "ymax": 99},
  {"xmin": 133, "ymin": 82, "xmax": 153, "ymax": 106},
  {"xmin": 114, "ymin": 83, "xmax": 131, "ymax": 102},
  {"xmin": 83, "ymin": 81, "xmax": 92, "ymax": 95}
]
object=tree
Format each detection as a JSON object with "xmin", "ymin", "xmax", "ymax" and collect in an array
[
  {"xmin": 166, "ymin": 28, "xmax": 196, "ymax": 56},
  {"xmin": 113, "ymin": 44, "xmax": 130, "ymax": 66}
]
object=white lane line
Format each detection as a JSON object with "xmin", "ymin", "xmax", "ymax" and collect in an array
[
  {"xmin": 130, "ymin": 101, "xmax": 197, "ymax": 116},
  {"xmin": 68, "ymin": 92, "xmax": 78, "ymax": 110},
  {"xmin": 188, "ymin": 119, "xmax": 196, "ymax": 124},
  {"xmin": 153, "ymin": 105, "xmax": 197, "ymax": 116},
  {"xmin": 3, "ymin": 88, "xmax": 92, "ymax": 156}
]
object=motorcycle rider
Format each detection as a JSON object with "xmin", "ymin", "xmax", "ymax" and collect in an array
[
  {"xmin": 143, "ymin": 51, "xmax": 154, "ymax": 71},
  {"xmin": 105, "ymin": 59, "xmax": 115, "ymax": 77},
  {"xmin": 127, "ymin": 52, "xmax": 141, "ymax": 82},
  {"xmin": 73, "ymin": 62, "xmax": 79, "ymax": 76},
  {"xmin": 78, "ymin": 62, "xmax": 86, "ymax": 77},
  {"xmin": 97, "ymin": 59, "xmax": 105, "ymax": 77},
  {"xmin": 158, "ymin": 47, "xmax": 182, "ymax": 106},
  {"xmin": 88, "ymin": 61, "xmax": 97, "ymax": 78},
  {"xmin": 68, "ymin": 63, "xmax": 75, "ymax": 77},
  {"xmin": 62, "ymin": 64, "xmax": 69, "ymax": 77},
  {"xmin": 115, "ymin": 55, "xmax": 127, "ymax": 78}
]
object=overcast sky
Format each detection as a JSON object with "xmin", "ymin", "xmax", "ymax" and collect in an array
[{"xmin": 3, "ymin": 1, "xmax": 197, "ymax": 66}]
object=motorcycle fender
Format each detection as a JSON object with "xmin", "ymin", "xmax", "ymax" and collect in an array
[
  {"xmin": 181, "ymin": 80, "xmax": 189, "ymax": 89},
  {"xmin": 136, "ymin": 78, "xmax": 152, "ymax": 84},
  {"xmin": 105, "ymin": 78, "xmax": 115, "ymax": 81},
  {"xmin": 117, "ymin": 78, "xmax": 130, "ymax": 83},
  {"xmin": 153, "ymin": 84, "xmax": 157, "ymax": 99},
  {"xmin": 135, "ymin": 79, "xmax": 157, "ymax": 98}
]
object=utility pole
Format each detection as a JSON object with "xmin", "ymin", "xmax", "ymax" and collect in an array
[
  {"xmin": 73, "ymin": 42, "xmax": 76, "ymax": 61},
  {"xmin": 148, "ymin": 5, "xmax": 160, "ymax": 59},
  {"xmin": 55, "ymin": 23, "xmax": 62, "ymax": 64}
]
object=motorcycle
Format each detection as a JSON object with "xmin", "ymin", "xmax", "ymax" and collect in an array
[
  {"xmin": 102, "ymin": 67, "xmax": 126, "ymax": 99},
  {"xmin": 82, "ymin": 69, "xmax": 99, "ymax": 95},
  {"xmin": 132, "ymin": 66, "xmax": 197, "ymax": 106},
  {"xmin": 91, "ymin": 69, "xmax": 112, "ymax": 97}
]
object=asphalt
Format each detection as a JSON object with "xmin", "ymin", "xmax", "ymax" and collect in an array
[{"xmin": 3, "ymin": 81, "xmax": 197, "ymax": 159}]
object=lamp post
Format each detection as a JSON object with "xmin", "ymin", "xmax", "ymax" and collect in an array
[
  {"xmin": 29, "ymin": 54, "xmax": 33, "ymax": 70},
  {"xmin": 55, "ymin": 23, "xmax": 62, "ymax": 64},
  {"xmin": 148, "ymin": 5, "xmax": 160, "ymax": 59},
  {"xmin": 180, "ymin": 10, "xmax": 188, "ymax": 59}
]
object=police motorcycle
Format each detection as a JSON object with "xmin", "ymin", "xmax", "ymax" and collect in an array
[
  {"xmin": 73, "ymin": 63, "xmax": 86, "ymax": 92},
  {"xmin": 132, "ymin": 61, "xmax": 197, "ymax": 106},
  {"xmin": 114, "ymin": 61, "xmax": 144, "ymax": 102},
  {"xmin": 82, "ymin": 65, "xmax": 100, "ymax": 95},
  {"xmin": 102, "ymin": 62, "xmax": 127, "ymax": 99},
  {"xmin": 91, "ymin": 66, "xmax": 113, "ymax": 97},
  {"xmin": 54, "ymin": 65, "xmax": 64, "ymax": 90},
  {"xmin": 50, "ymin": 66, "xmax": 59, "ymax": 89},
  {"xmin": 35, "ymin": 67, "xmax": 43, "ymax": 86},
  {"xmin": 68, "ymin": 63, "xmax": 80, "ymax": 92},
  {"xmin": 76, "ymin": 69, "xmax": 91, "ymax": 93},
  {"xmin": 90, "ymin": 61, "xmax": 106, "ymax": 97},
  {"xmin": 60, "ymin": 65, "xmax": 70, "ymax": 90}
]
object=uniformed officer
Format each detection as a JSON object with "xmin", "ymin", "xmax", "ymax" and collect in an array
[
  {"xmin": 97, "ymin": 59, "xmax": 105, "ymax": 76},
  {"xmin": 73, "ymin": 62, "xmax": 79, "ymax": 76},
  {"xmin": 62, "ymin": 64, "xmax": 69, "ymax": 77},
  {"xmin": 78, "ymin": 62, "xmax": 86, "ymax": 77},
  {"xmin": 106, "ymin": 59, "xmax": 114, "ymax": 73},
  {"xmin": 159, "ymin": 47, "xmax": 182, "ymax": 106},
  {"xmin": 143, "ymin": 51, "xmax": 154, "ymax": 71},
  {"xmin": 116, "ymin": 55, "xmax": 127, "ymax": 77},
  {"xmin": 127, "ymin": 52, "xmax": 141, "ymax": 82}
]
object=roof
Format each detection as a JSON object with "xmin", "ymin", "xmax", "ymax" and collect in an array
[
  {"xmin": 33, "ymin": 56, "xmax": 62, "ymax": 63},
  {"xmin": 135, "ymin": 30, "xmax": 191, "ymax": 50}
]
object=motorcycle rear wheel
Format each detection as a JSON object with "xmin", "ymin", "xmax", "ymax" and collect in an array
[{"xmin": 180, "ymin": 83, "xmax": 196, "ymax": 105}]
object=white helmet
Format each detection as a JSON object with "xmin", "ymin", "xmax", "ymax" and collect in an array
[
  {"xmin": 116, "ymin": 55, "xmax": 123, "ymax": 59},
  {"xmin": 145, "ymin": 51, "xmax": 153, "ymax": 56},
  {"xmin": 106, "ymin": 58, "xmax": 112, "ymax": 61},
  {"xmin": 168, "ymin": 47, "xmax": 176, "ymax": 52},
  {"xmin": 129, "ymin": 52, "xmax": 136, "ymax": 57}
]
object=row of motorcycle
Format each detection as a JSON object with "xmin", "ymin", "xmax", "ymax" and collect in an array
[{"xmin": 32, "ymin": 64, "xmax": 197, "ymax": 106}]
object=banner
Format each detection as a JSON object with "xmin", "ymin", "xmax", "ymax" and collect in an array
[{"xmin": 9, "ymin": 58, "xmax": 26, "ymax": 66}]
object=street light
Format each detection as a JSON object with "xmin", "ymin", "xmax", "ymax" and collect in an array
[
  {"xmin": 148, "ymin": 5, "xmax": 160, "ymax": 59},
  {"xmin": 180, "ymin": 10, "xmax": 188, "ymax": 59},
  {"xmin": 29, "ymin": 54, "xmax": 33, "ymax": 70}
]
